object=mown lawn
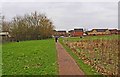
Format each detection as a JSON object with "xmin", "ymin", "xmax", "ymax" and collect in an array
[{"xmin": 2, "ymin": 39, "xmax": 58, "ymax": 75}]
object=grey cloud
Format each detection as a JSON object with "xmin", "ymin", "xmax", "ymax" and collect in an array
[{"xmin": 2, "ymin": 2, "xmax": 118, "ymax": 30}]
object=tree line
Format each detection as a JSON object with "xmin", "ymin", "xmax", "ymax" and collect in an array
[{"xmin": 1, "ymin": 11, "xmax": 55, "ymax": 41}]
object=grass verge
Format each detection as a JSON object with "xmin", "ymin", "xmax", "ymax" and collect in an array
[{"xmin": 59, "ymin": 38, "xmax": 101, "ymax": 76}]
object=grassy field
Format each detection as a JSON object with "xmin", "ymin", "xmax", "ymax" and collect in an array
[
  {"xmin": 64, "ymin": 34, "xmax": 119, "ymax": 42},
  {"xmin": 2, "ymin": 39, "xmax": 58, "ymax": 75},
  {"xmin": 59, "ymin": 35, "xmax": 119, "ymax": 75}
]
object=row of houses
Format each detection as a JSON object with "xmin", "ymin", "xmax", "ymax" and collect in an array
[
  {"xmin": 53, "ymin": 29, "xmax": 120, "ymax": 37},
  {"xmin": 87, "ymin": 29, "xmax": 120, "ymax": 35},
  {"xmin": 1, "ymin": 28, "xmax": 120, "ymax": 43}
]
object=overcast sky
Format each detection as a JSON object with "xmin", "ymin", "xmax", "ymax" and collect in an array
[{"xmin": 1, "ymin": 1, "xmax": 118, "ymax": 31}]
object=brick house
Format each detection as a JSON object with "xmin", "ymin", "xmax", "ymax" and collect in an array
[
  {"xmin": 117, "ymin": 30, "xmax": 120, "ymax": 35},
  {"xmin": 68, "ymin": 28, "xmax": 83, "ymax": 37},
  {"xmin": 53, "ymin": 30, "xmax": 67, "ymax": 36},
  {"xmin": 86, "ymin": 29, "xmax": 111, "ymax": 36},
  {"xmin": 68, "ymin": 30, "xmax": 74, "ymax": 36},
  {"xmin": 109, "ymin": 29, "xmax": 118, "ymax": 34}
]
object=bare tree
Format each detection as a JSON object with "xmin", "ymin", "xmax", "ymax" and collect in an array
[
  {"xmin": 10, "ymin": 11, "xmax": 55, "ymax": 41},
  {"xmin": 1, "ymin": 16, "xmax": 10, "ymax": 32}
]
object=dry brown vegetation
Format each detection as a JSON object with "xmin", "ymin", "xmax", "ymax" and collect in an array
[{"xmin": 65, "ymin": 39, "xmax": 119, "ymax": 75}]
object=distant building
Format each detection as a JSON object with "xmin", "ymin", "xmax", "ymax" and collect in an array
[
  {"xmin": 0, "ymin": 32, "xmax": 11, "ymax": 43},
  {"xmin": 86, "ymin": 29, "xmax": 111, "ymax": 35},
  {"xmin": 68, "ymin": 28, "xmax": 83, "ymax": 37},
  {"xmin": 68, "ymin": 30, "xmax": 74, "ymax": 36},
  {"xmin": 109, "ymin": 29, "xmax": 118, "ymax": 34},
  {"xmin": 117, "ymin": 30, "xmax": 120, "ymax": 35},
  {"xmin": 53, "ymin": 30, "xmax": 67, "ymax": 36}
]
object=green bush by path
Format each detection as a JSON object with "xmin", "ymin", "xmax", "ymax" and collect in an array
[{"xmin": 2, "ymin": 39, "xmax": 58, "ymax": 75}]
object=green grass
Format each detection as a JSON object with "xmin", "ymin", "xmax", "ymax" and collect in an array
[
  {"xmin": 59, "ymin": 38, "xmax": 100, "ymax": 75},
  {"xmin": 2, "ymin": 39, "xmax": 58, "ymax": 75},
  {"xmin": 0, "ymin": 44, "xmax": 2, "ymax": 76},
  {"xmin": 65, "ymin": 35, "xmax": 119, "ymax": 42}
]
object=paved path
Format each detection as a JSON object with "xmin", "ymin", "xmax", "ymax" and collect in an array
[{"xmin": 56, "ymin": 42, "xmax": 84, "ymax": 75}]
